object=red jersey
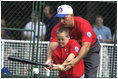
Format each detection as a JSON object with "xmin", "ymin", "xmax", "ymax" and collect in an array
[
  {"xmin": 50, "ymin": 17, "xmax": 96, "ymax": 46},
  {"xmin": 52, "ymin": 40, "xmax": 84, "ymax": 78}
]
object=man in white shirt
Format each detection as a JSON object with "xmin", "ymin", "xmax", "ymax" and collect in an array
[{"xmin": 23, "ymin": 12, "xmax": 46, "ymax": 41}]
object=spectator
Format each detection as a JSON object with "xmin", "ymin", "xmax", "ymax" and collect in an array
[
  {"xmin": 23, "ymin": 12, "xmax": 46, "ymax": 41},
  {"xmin": 1, "ymin": 19, "xmax": 10, "ymax": 39},
  {"xmin": 43, "ymin": 5, "xmax": 59, "ymax": 41},
  {"xmin": 93, "ymin": 15, "xmax": 112, "ymax": 43},
  {"xmin": 50, "ymin": 27, "xmax": 84, "ymax": 78}
]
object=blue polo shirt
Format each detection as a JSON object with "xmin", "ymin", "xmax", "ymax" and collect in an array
[{"xmin": 93, "ymin": 25, "xmax": 112, "ymax": 43}]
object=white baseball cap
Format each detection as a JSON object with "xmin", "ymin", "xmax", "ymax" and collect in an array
[{"xmin": 55, "ymin": 4, "xmax": 73, "ymax": 17}]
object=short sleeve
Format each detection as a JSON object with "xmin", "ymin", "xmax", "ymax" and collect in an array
[
  {"xmin": 70, "ymin": 40, "xmax": 81, "ymax": 56},
  {"xmin": 107, "ymin": 27, "xmax": 112, "ymax": 40},
  {"xmin": 40, "ymin": 22, "xmax": 46, "ymax": 36},
  {"xmin": 79, "ymin": 21, "xmax": 93, "ymax": 43},
  {"xmin": 23, "ymin": 22, "xmax": 31, "ymax": 36}
]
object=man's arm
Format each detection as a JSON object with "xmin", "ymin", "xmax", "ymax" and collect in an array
[
  {"xmin": 101, "ymin": 39, "xmax": 112, "ymax": 43},
  {"xmin": 64, "ymin": 42, "xmax": 91, "ymax": 70},
  {"xmin": 46, "ymin": 42, "xmax": 58, "ymax": 65},
  {"xmin": 22, "ymin": 33, "xmax": 32, "ymax": 40},
  {"xmin": 55, "ymin": 53, "xmax": 76, "ymax": 71},
  {"xmin": 50, "ymin": 53, "xmax": 75, "ymax": 71}
]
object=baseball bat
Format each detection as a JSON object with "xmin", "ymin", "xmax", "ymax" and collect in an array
[{"xmin": 8, "ymin": 56, "xmax": 50, "ymax": 67}]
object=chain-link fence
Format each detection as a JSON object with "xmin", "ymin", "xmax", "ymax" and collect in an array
[
  {"xmin": 1, "ymin": 40, "xmax": 59, "ymax": 78},
  {"xmin": 1, "ymin": 1, "xmax": 117, "ymax": 78},
  {"xmin": 1, "ymin": 40, "xmax": 117, "ymax": 78},
  {"xmin": 1, "ymin": 1, "xmax": 117, "ymax": 40}
]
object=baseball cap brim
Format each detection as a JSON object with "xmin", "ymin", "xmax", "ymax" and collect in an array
[{"xmin": 55, "ymin": 14, "xmax": 68, "ymax": 17}]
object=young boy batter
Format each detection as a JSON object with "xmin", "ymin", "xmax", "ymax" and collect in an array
[{"xmin": 50, "ymin": 27, "xmax": 84, "ymax": 78}]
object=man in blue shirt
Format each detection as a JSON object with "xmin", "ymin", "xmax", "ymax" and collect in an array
[{"xmin": 93, "ymin": 15, "xmax": 112, "ymax": 43}]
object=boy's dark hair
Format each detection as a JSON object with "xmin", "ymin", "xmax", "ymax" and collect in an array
[{"xmin": 56, "ymin": 27, "xmax": 69, "ymax": 37}]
